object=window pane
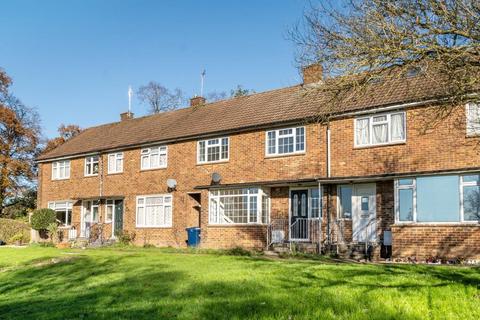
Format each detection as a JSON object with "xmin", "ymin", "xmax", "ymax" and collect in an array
[
  {"xmin": 278, "ymin": 136, "xmax": 294, "ymax": 154},
  {"xmin": 221, "ymin": 138, "xmax": 228, "ymax": 159},
  {"xmin": 399, "ymin": 189, "xmax": 414, "ymax": 221},
  {"xmin": 398, "ymin": 179, "xmax": 414, "ymax": 186},
  {"xmin": 372, "ymin": 123, "xmax": 388, "ymax": 144},
  {"xmin": 463, "ymin": 175, "xmax": 480, "ymax": 183},
  {"xmin": 262, "ymin": 195, "xmax": 269, "ymax": 223},
  {"xmin": 198, "ymin": 141, "xmax": 206, "ymax": 162},
  {"xmin": 56, "ymin": 210, "xmax": 67, "ymax": 225},
  {"xmin": 249, "ymin": 196, "xmax": 258, "ymax": 223},
  {"xmin": 466, "ymin": 103, "xmax": 480, "ymax": 136},
  {"xmin": 295, "ymin": 127, "xmax": 305, "ymax": 151},
  {"xmin": 116, "ymin": 158, "xmax": 123, "ymax": 171},
  {"xmin": 373, "ymin": 115, "xmax": 387, "ymax": 122},
  {"xmin": 463, "ymin": 186, "xmax": 480, "ymax": 221},
  {"xmin": 311, "ymin": 188, "xmax": 320, "ymax": 218},
  {"xmin": 361, "ymin": 196, "xmax": 369, "ymax": 211},
  {"xmin": 207, "ymin": 146, "xmax": 220, "ymax": 161},
  {"xmin": 108, "ymin": 155, "xmax": 115, "ymax": 172},
  {"xmin": 106, "ymin": 206, "xmax": 113, "ymax": 221},
  {"xmin": 391, "ymin": 113, "xmax": 405, "ymax": 141},
  {"xmin": 339, "ymin": 186, "xmax": 352, "ymax": 219},
  {"xmin": 356, "ymin": 118, "xmax": 369, "ymax": 145},
  {"xmin": 417, "ymin": 176, "xmax": 460, "ymax": 222},
  {"xmin": 267, "ymin": 131, "xmax": 276, "ymax": 154}
]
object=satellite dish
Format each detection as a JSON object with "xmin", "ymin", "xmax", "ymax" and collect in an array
[
  {"xmin": 211, "ymin": 172, "xmax": 221, "ymax": 184},
  {"xmin": 167, "ymin": 179, "xmax": 177, "ymax": 189}
]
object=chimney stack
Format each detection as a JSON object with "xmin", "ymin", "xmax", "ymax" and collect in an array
[
  {"xmin": 190, "ymin": 96, "xmax": 206, "ymax": 107},
  {"xmin": 120, "ymin": 111, "xmax": 134, "ymax": 121},
  {"xmin": 302, "ymin": 64, "xmax": 323, "ymax": 85}
]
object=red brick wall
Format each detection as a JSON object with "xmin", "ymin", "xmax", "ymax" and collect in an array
[
  {"xmin": 392, "ymin": 225, "xmax": 480, "ymax": 259},
  {"xmin": 38, "ymin": 124, "xmax": 323, "ymax": 248}
]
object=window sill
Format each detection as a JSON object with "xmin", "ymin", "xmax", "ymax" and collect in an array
[
  {"xmin": 140, "ymin": 167, "xmax": 167, "ymax": 172},
  {"xmin": 208, "ymin": 223, "xmax": 267, "ymax": 227},
  {"xmin": 265, "ymin": 152, "xmax": 306, "ymax": 159},
  {"xmin": 107, "ymin": 172, "xmax": 123, "ymax": 175},
  {"xmin": 52, "ymin": 178, "xmax": 70, "ymax": 181},
  {"xmin": 354, "ymin": 141, "xmax": 406, "ymax": 150},
  {"xmin": 135, "ymin": 226, "xmax": 172, "ymax": 229},
  {"xmin": 393, "ymin": 222, "xmax": 480, "ymax": 227},
  {"xmin": 84, "ymin": 174, "xmax": 99, "ymax": 178},
  {"xmin": 196, "ymin": 160, "xmax": 229, "ymax": 166}
]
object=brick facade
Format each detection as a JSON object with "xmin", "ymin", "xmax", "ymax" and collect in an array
[{"xmin": 38, "ymin": 103, "xmax": 480, "ymax": 259}]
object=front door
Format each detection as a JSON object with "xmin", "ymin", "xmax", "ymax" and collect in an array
[
  {"xmin": 290, "ymin": 189, "xmax": 309, "ymax": 240},
  {"xmin": 352, "ymin": 184, "xmax": 376, "ymax": 242},
  {"xmin": 113, "ymin": 200, "xmax": 124, "ymax": 237}
]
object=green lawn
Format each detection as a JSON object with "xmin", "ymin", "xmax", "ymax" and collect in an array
[{"xmin": 0, "ymin": 247, "xmax": 479, "ymax": 319}]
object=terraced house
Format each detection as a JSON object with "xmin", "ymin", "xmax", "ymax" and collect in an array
[{"xmin": 36, "ymin": 65, "xmax": 480, "ymax": 260}]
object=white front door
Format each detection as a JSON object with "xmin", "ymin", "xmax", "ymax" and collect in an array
[{"xmin": 352, "ymin": 184, "xmax": 376, "ymax": 242}]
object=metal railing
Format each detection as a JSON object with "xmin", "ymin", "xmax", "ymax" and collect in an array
[{"xmin": 267, "ymin": 218, "xmax": 322, "ymax": 249}]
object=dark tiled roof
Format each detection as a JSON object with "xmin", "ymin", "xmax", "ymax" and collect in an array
[{"xmin": 37, "ymin": 73, "xmax": 447, "ymax": 161}]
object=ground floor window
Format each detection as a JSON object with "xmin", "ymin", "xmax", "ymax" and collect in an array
[
  {"xmin": 136, "ymin": 194, "xmax": 173, "ymax": 227},
  {"xmin": 395, "ymin": 174, "xmax": 480, "ymax": 223},
  {"xmin": 338, "ymin": 185, "xmax": 353, "ymax": 219},
  {"xmin": 48, "ymin": 201, "xmax": 73, "ymax": 226},
  {"xmin": 83, "ymin": 200, "xmax": 100, "ymax": 223},
  {"xmin": 209, "ymin": 188, "xmax": 270, "ymax": 224}
]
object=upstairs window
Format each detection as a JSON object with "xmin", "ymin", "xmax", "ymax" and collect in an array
[
  {"xmin": 197, "ymin": 137, "xmax": 229, "ymax": 164},
  {"xmin": 355, "ymin": 112, "xmax": 406, "ymax": 147},
  {"xmin": 141, "ymin": 146, "xmax": 167, "ymax": 170},
  {"xmin": 108, "ymin": 152, "xmax": 123, "ymax": 174},
  {"xmin": 52, "ymin": 161, "xmax": 70, "ymax": 180},
  {"xmin": 85, "ymin": 156, "xmax": 99, "ymax": 176},
  {"xmin": 466, "ymin": 102, "xmax": 480, "ymax": 136},
  {"xmin": 266, "ymin": 126, "xmax": 305, "ymax": 156}
]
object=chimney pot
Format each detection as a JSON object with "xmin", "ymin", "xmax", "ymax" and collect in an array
[
  {"xmin": 302, "ymin": 64, "xmax": 323, "ymax": 84},
  {"xmin": 190, "ymin": 96, "xmax": 206, "ymax": 107},
  {"xmin": 120, "ymin": 111, "xmax": 134, "ymax": 121}
]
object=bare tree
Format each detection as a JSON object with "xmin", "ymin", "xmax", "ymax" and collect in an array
[
  {"xmin": 206, "ymin": 91, "xmax": 228, "ymax": 103},
  {"xmin": 137, "ymin": 81, "xmax": 186, "ymax": 114},
  {"xmin": 290, "ymin": 0, "xmax": 480, "ymax": 123},
  {"xmin": 230, "ymin": 85, "xmax": 255, "ymax": 98}
]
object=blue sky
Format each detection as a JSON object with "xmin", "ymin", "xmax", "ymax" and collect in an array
[{"xmin": 0, "ymin": 0, "xmax": 307, "ymax": 138}]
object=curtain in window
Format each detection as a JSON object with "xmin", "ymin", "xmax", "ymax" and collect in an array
[
  {"xmin": 467, "ymin": 103, "xmax": 480, "ymax": 136},
  {"xmin": 391, "ymin": 113, "xmax": 405, "ymax": 141},
  {"xmin": 356, "ymin": 118, "xmax": 369, "ymax": 145},
  {"xmin": 372, "ymin": 123, "xmax": 388, "ymax": 144}
]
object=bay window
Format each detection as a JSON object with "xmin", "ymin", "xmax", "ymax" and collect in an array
[
  {"xmin": 209, "ymin": 188, "xmax": 270, "ymax": 224},
  {"xmin": 197, "ymin": 137, "xmax": 229, "ymax": 164},
  {"xmin": 52, "ymin": 161, "xmax": 70, "ymax": 180},
  {"xmin": 355, "ymin": 112, "xmax": 406, "ymax": 147},
  {"xmin": 141, "ymin": 146, "xmax": 167, "ymax": 170},
  {"xmin": 48, "ymin": 201, "xmax": 73, "ymax": 226},
  {"xmin": 136, "ymin": 194, "xmax": 172, "ymax": 227},
  {"xmin": 85, "ymin": 156, "xmax": 99, "ymax": 176},
  {"xmin": 395, "ymin": 174, "xmax": 480, "ymax": 223},
  {"xmin": 266, "ymin": 127, "xmax": 305, "ymax": 156},
  {"xmin": 108, "ymin": 152, "xmax": 123, "ymax": 174}
]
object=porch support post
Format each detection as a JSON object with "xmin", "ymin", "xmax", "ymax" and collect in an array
[{"xmin": 318, "ymin": 181, "xmax": 322, "ymax": 255}]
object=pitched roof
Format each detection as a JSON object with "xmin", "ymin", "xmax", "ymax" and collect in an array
[{"xmin": 37, "ymin": 72, "xmax": 447, "ymax": 161}]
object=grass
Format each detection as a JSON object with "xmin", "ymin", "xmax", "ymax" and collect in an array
[{"xmin": 0, "ymin": 246, "xmax": 479, "ymax": 319}]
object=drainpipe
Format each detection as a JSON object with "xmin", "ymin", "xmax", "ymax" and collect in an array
[{"xmin": 326, "ymin": 124, "xmax": 331, "ymax": 249}]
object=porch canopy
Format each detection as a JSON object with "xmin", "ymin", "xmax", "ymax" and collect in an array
[{"xmin": 194, "ymin": 178, "xmax": 318, "ymax": 190}]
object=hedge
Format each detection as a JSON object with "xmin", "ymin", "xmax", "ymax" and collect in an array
[
  {"xmin": 30, "ymin": 209, "xmax": 56, "ymax": 230},
  {"xmin": 0, "ymin": 218, "xmax": 31, "ymax": 244}
]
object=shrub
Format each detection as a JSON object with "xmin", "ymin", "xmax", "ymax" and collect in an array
[
  {"xmin": 224, "ymin": 247, "xmax": 253, "ymax": 256},
  {"xmin": 30, "ymin": 209, "xmax": 56, "ymax": 231},
  {"xmin": 9, "ymin": 232, "xmax": 28, "ymax": 244},
  {"xmin": 0, "ymin": 218, "xmax": 30, "ymax": 244},
  {"xmin": 117, "ymin": 231, "xmax": 136, "ymax": 245},
  {"xmin": 46, "ymin": 223, "xmax": 59, "ymax": 243}
]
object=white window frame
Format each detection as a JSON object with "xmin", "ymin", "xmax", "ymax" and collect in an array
[
  {"xmin": 105, "ymin": 200, "xmax": 114, "ymax": 223},
  {"xmin": 289, "ymin": 186, "xmax": 322, "ymax": 219},
  {"xmin": 140, "ymin": 146, "xmax": 168, "ymax": 170},
  {"xmin": 394, "ymin": 179, "xmax": 417, "ymax": 223},
  {"xmin": 265, "ymin": 126, "xmax": 306, "ymax": 156},
  {"xmin": 107, "ymin": 152, "xmax": 124, "ymax": 174},
  {"xmin": 136, "ymin": 194, "xmax": 173, "ymax": 228},
  {"xmin": 337, "ymin": 185, "xmax": 353, "ymax": 220},
  {"xmin": 394, "ymin": 175, "xmax": 480, "ymax": 224},
  {"xmin": 208, "ymin": 188, "xmax": 270, "ymax": 225},
  {"xmin": 354, "ymin": 111, "xmax": 406, "ymax": 147},
  {"xmin": 52, "ymin": 160, "xmax": 70, "ymax": 180},
  {"xmin": 466, "ymin": 102, "xmax": 480, "ymax": 136},
  {"xmin": 47, "ymin": 201, "xmax": 73, "ymax": 227},
  {"xmin": 84, "ymin": 156, "xmax": 99, "ymax": 176},
  {"xmin": 197, "ymin": 137, "xmax": 229, "ymax": 164},
  {"xmin": 460, "ymin": 175, "xmax": 480, "ymax": 222}
]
